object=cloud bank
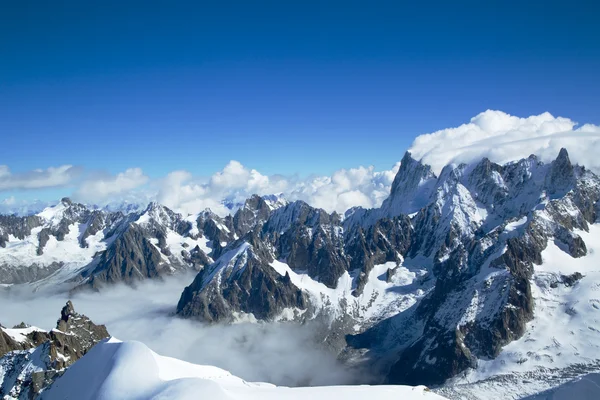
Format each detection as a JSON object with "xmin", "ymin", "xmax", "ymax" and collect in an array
[
  {"xmin": 0, "ymin": 275, "xmax": 360, "ymax": 387},
  {"xmin": 3, "ymin": 110, "xmax": 600, "ymax": 216},
  {"xmin": 409, "ymin": 110, "xmax": 600, "ymax": 174},
  {"xmin": 154, "ymin": 161, "xmax": 400, "ymax": 216},
  {"xmin": 74, "ymin": 168, "xmax": 149, "ymax": 202}
]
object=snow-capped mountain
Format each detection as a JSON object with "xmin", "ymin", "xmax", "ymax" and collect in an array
[
  {"xmin": 175, "ymin": 148, "xmax": 600, "ymax": 390},
  {"xmin": 2, "ymin": 148, "xmax": 600, "ymax": 397},
  {"xmin": 0, "ymin": 192, "xmax": 296, "ymax": 292},
  {"xmin": 0, "ymin": 199, "xmax": 233, "ymax": 291}
]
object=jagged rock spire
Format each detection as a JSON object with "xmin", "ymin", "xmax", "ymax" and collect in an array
[
  {"xmin": 545, "ymin": 148, "xmax": 575, "ymax": 196},
  {"xmin": 57, "ymin": 300, "xmax": 76, "ymax": 332},
  {"xmin": 380, "ymin": 151, "xmax": 437, "ymax": 216}
]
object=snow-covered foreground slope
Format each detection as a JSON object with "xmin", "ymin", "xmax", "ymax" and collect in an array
[{"xmin": 42, "ymin": 338, "xmax": 446, "ymax": 400}]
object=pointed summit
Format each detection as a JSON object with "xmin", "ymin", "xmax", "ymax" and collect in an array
[
  {"xmin": 556, "ymin": 147, "xmax": 572, "ymax": 167},
  {"xmin": 233, "ymin": 194, "xmax": 272, "ymax": 236},
  {"xmin": 391, "ymin": 152, "xmax": 436, "ymax": 192},
  {"xmin": 546, "ymin": 148, "xmax": 575, "ymax": 196},
  {"xmin": 381, "ymin": 151, "xmax": 437, "ymax": 216}
]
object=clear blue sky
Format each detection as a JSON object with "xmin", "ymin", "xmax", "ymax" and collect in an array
[{"xmin": 1, "ymin": 0, "xmax": 599, "ymax": 180}]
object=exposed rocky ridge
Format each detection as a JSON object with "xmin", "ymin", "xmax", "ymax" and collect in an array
[
  {"xmin": 175, "ymin": 148, "xmax": 600, "ymax": 388},
  {"xmin": 0, "ymin": 301, "xmax": 109, "ymax": 399},
  {"xmin": 178, "ymin": 231, "xmax": 309, "ymax": 322}
]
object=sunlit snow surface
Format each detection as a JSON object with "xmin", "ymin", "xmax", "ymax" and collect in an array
[
  {"xmin": 440, "ymin": 223, "xmax": 600, "ymax": 399},
  {"xmin": 270, "ymin": 258, "xmax": 428, "ymax": 324},
  {"xmin": 41, "ymin": 338, "xmax": 446, "ymax": 400}
]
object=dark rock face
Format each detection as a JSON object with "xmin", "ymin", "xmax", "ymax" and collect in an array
[
  {"xmin": 178, "ymin": 232, "xmax": 308, "ymax": 322},
  {"xmin": 83, "ymin": 224, "xmax": 166, "ymax": 289},
  {"xmin": 51, "ymin": 301, "xmax": 110, "ymax": 369},
  {"xmin": 345, "ymin": 216, "xmax": 413, "ymax": 295},
  {"xmin": 545, "ymin": 148, "xmax": 576, "ymax": 197},
  {"xmin": 550, "ymin": 272, "xmax": 584, "ymax": 288},
  {"xmin": 0, "ymin": 330, "xmax": 23, "ymax": 359},
  {"xmin": 232, "ymin": 194, "xmax": 272, "ymax": 237},
  {"xmin": 0, "ymin": 301, "xmax": 109, "ymax": 399},
  {"xmin": 36, "ymin": 229, "xmax": 50, "ymax": 256},
  {"xmin": 268, "ymin": 202, "xmax": 347, "ymax": 289}
]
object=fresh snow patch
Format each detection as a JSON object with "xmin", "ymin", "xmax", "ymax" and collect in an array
[{"xmin": 504, "ymin": 216, "xmax": 528, "ymax": 232}]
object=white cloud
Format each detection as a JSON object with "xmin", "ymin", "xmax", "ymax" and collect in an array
[
  {"xmin": 154, "ymin": 161, "xmax": 399, "ymax": 217},
  {"xmin": 1, "ymin": 196, "xmax": 16, "ymax": 206},
  {"xmin": 408, "ymin": 110, "xmax": 600, "ymax": 174},
  {"xmin": 0, "ymin": 165, "xmax": 79, "ymax": 191},
  {"xmin": 284, "ymin": 164, "xmax": 400, "ymax": 215},
  {"xmin": 75, "ymin": 168, "xmax": 149, "ymax": 202}
]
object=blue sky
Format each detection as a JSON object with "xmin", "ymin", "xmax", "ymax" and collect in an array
[{"xmin": 1, "ymin": 1, "xmax": 599, "ymax": 205}]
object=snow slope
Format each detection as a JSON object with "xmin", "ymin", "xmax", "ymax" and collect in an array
[
  {"xmin": 270, "ymin": 259, "xmax": 430, "ymax": 325},
  {"xmin": 42, "ymin": 338, "xmax": 446, "ymax": 400}
]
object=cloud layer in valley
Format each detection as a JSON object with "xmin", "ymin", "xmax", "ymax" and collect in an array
[
  {"xmin": 0, "ymin": 275, "xmax": 361, "ymax": 387},
  {"xmin": 3, "ymin": 110, "xmax": 600, "ymax": 216}
]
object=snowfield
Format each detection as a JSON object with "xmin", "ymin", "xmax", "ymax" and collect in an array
[
  {"xmin": 269, "ymin": 258, "xmax": 429, "ymax": 325},
  {"xmin": 41, "ymin": 338, "xmax": 447, "ymax": 400}
]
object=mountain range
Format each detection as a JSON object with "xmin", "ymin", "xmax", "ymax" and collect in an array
[{"xmin": 1, "ymin": 148, "xmax": 600, "ymax": 398}]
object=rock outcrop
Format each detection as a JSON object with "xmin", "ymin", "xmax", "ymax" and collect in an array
[{"xmin": 0, "ymin": 301, "xmax": 109, "ymax": 399}]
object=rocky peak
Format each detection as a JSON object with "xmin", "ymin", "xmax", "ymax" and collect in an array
[
  {"xmin": 56, "ymin": 300, "xmax": 76, "ymax": 332},
  {"xmin": 466, "ymin": 158, "xmax": 508, "ymax": 206},
  {"xmin": 233, "ymin": 194, "xmax": 272, "ymax": 236},
  {"xmin": 545, "ymin": 147, "xmax": 576, "ymax": 196},
  {"xmin": 380, "ymin": 151, "xmax": 437, "ymax": 216},
  {"xmin": 261, "ymin": 193, "xmax": 289, "ymax": 210},
  {"xmin": 0, "ymin": 301, "xmax": 110, "ymax": 398},
  {"xmin": 195, "ymin": 210, "xmax": 234, "ymax": 251},
  {"xmin": 177, "ymin": 239, "xmax": 308, "ymax": 322},
  {"xmin": 140, "ymin": 202, "xmax": 173, "ymax": 225},
  {"xmin": 393, "ymin": 151, "xmax": 436, "ymax": 189}
]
